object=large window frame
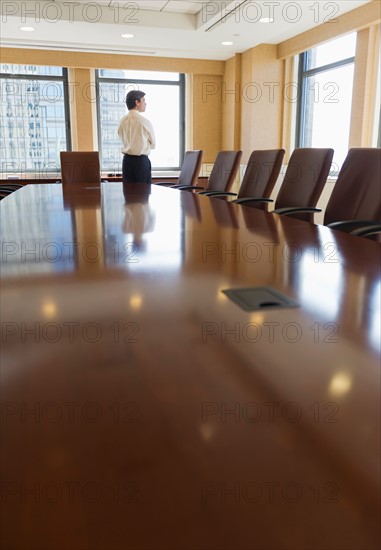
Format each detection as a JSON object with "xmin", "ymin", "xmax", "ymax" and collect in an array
[
  {"xmin": 96, "ymin": 71, "xmax": 185, "ymax": 172},
  {"xmin": 296, "ymin": 36, "xmax": 356, "ymax": 173},
  {"xmin": 0, "ymin": 65, "xmax": 71, "ymax": 175}
]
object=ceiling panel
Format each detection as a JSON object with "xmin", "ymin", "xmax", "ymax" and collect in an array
[
  {"xmin": 1, "ymin": 1, "xmax": 374, "ymax": 61},
  {"xmin": 113, "ymin": 1, "xmax": 205, "ymax": 14},
  {"xmin": 121, "ymin": 1, "xmax": 170, "ymax": 11},
  {"xmin": 164, "ymin": 1, "xmax": 205, "ymax": 14}
]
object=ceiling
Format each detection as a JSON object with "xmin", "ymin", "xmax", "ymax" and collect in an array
[{"xmin": 0, "ymin": 0, "xmax": 372, "ymax": 60}]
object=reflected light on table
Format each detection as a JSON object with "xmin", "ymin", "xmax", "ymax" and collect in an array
[
  {"xmin": 369, "ymin": 281, "xmax": 381, "ymax": 354},
  {"xmin": 300, "ymin": 250, "xmax": 343, "ymax": 319},
  {"xmin": 42, "ymin": 300, "xmax": 58, "ymax": 319},
  {"xmin": 217, "ymin": 285, "xmax": 229, "ymax": 302},
  {"xmin": 328, "ymin": 372, "xmax": 353, "ymax": 396},
  {"xmin": 129, "ymin": 294, "xmax": 143, "ymax": 311},
  {"xmin": 199, "ymin": 423, "xmax": 217, "ymax": 443},
  {"xmin": 250, "ymin": 313, "xmax": 264, "ymax": 325}
]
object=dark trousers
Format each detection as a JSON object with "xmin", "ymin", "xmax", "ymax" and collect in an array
[{"xmin": 122, "ymin": 154, "xmax": 152, "ymax": 184}]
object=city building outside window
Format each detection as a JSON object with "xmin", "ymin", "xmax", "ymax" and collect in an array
[
  {"xmin": 0, "ymin": 65, "xmax": 70, "ymax": 176},
  {"xmin": 296, "ymin": 33, "xmax": 356, "ymax": 173},
  {"xmin": 96, "ymin": 70, "xmax": 185, "ymax": 173}
]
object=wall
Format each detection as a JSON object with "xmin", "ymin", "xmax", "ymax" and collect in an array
[
  {"xmin": 222, "ymin": 55, "xmax": 242, "ymax": 151},
  {"xmin": 220, "ymin": 46, "xmax": 286, "ymax": 163},
  {"xmin": 190, "ymin": 74, "xmax": 223, "ymax": 163},
  {"xmin": 240, "ymin": 45, "xmax": 285, "ymax": 163}
]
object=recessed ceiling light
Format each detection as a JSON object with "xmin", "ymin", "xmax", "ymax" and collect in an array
[
  {"xmin": 121, "ymin": 33, "xmax": 134, "ymax": 38},
  {"xmin": 221, "ymin": 41, "xmax": 233, "ymax": 46},
  {"xmin": 259, "ymin": 17, "xmax": 274, "ymax": 23},
  {"xmin": 19, "ymin": 26, "xmax": 35, "ymax": 32}
]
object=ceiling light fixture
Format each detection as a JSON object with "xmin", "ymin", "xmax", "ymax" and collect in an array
[
  {"xmin": 221, "ymin": 41, "xmax": 233, "ymax": 46},
  {"xmin": 19, "ymin": 26, "xmax": 35, "ymax": 31},
  {"xmin": 121, "ymin": 33, "xmax": 134, "ymax": 38}
]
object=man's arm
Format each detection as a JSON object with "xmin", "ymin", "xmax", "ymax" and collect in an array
[{"xmin": 147, "ymin": 121, "xmax": 156, "ymax": 150}]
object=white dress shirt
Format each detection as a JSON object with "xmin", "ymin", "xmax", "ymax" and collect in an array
[{"xmin": 118, "ymin": 110, "xmax": 156, "ymax": 156}]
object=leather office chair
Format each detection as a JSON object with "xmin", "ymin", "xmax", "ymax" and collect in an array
[
  {"xmin": 274, "ymin": 148, "xmax": 381, "ymax": 237},
  {"xmin": 236, "ymin": 148, "xmax": 334, "ymax": 222},
  {"xmin": 156, "ymin": 150, "xmax": 203, "ymax": 188},
  {"xmin": 207, "ymin": 149, "xmax": 285, "ymax": 207},
  {"xmin": 60, "ymin": 151, "xmax": 101, "ymax": 185},
  {"xmin": 323, "ymin": 148, "xmax": 381, "ymax": 237},
  {"xmin": 175, "ymin": 150, "xmax": 242, "ymax": 195}
]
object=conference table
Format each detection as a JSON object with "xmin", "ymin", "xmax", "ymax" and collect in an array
[{"xmin": 1, "ymin": 182, "xmax": 380, "ymax": 550}]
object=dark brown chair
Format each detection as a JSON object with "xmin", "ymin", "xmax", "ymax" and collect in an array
[
  {"xmin": 237, "ymin": 148, "xmax": 334, "ymax": 222},
  {"xmin": 274, "ymin": 148, "xmax": 381, "ymax": 237},
  {"xmin": 156, "ymin": 150, "xmax": 203, "ymax": 188},
  {"xmin": 60, "ymin": 151, "xmax": 101, "ymax": 185},
  {"xmin": 208, "ymin": 149, "xmax": 285, "ymax": 207},
  {"xmin": 175, "ymin": 150, "xmax": 242, "ymax": 195},
  {"xmin": 324, "ymin": 148, "xmax": 381, "ymax": 236}
]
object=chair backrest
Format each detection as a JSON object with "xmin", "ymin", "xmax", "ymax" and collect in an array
[
  {"xmin": 206, "ymin": 150, "xmax": 243, "ymax": 193},
  {"xmin": 275, "ymin": 148, "xmax": 334, "ymax": 220},
  {"xmin": 177, "ymin": 150, "xmax": 204, "ymax": 186},
  {"xmin": 60, "ymin": 151, "xmax": 101, "ymax": 184},
  {"xmin": 238, "ymin": 149, "xmax": 285, "ymax": 203},
  {"xmin": 324, "ymin": 148, "xmax": 381, "ymax": 225}
]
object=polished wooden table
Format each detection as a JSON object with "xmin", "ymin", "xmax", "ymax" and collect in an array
[{"xmin": 1, "ymin": 183, "xmax": 380, "ymax": 550}]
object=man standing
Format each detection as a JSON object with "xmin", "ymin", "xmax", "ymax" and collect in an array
[{"xmin": 118, "ymin": 90, "xmax": 156, "ymax": 183}]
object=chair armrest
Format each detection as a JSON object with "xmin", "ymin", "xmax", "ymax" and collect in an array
[
  {"xmin": 327, "ymin": 220, "xmax": 381, "ymax": 234},
  {"xmin": 273, "ymin": 206, "xmax": 321, "ymax": 216},
  {"xmin": 350, "ymin": 223, "xmax": 381, "ymax": 237},
  {"xmin": 1, "ymin": 183, "xmax": 24, "ymax": 189},
  {"xmin": 233, "ymin": 197, "xmax": 274, "ymax": 205},
  {"xmin": 200, "ymin": 191, "xmax": 238, "ymax": 197},
  {"xmin": 173, "ymin": 185, "xmax": 205, "ymax": 190},
  {"xmin": 155, "ymin": 181, "xmax": 175, "ymax": 186}
]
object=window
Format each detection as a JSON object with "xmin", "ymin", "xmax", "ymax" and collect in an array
[
  {"xmin": 0, "ymin": 65, "xmax": 71, "ymax": 175},
  {"xmin": 96, "ymin": 70, "xmax": 185, "ymax": 172},
  {"xmin": 296, "ymin": 33, "xmax": 356, "ymax": 172}
]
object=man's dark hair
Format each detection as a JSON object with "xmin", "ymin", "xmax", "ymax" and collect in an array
[{"xmin": 126, "ymin": 90, "xmax": 145, "ymax": 110}]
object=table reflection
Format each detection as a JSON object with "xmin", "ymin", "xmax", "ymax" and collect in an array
[
  {"xmin": 102, "ymin": 182, "xmax": 183, "ymax": 272},
  {"xmin": 122, "ymin": 184, "xmax": 156, "ymax": 251},
  {"xmin": 210, "ymin": 198, "xmax": 239, "ymax": 228},
  {"xmin": 0, "ymin": 184, "xmax": 76, "ymax": 276},
  {"xmin": 181, "ymin": 192, "xmax": 202, "ymax": 221}
]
